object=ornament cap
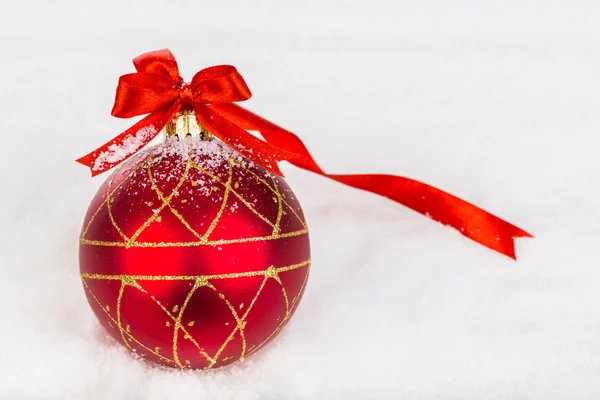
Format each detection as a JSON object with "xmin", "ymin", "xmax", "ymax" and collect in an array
[{"xmin": 164, "ymin": 111, "xmax": 212, "ymax": 141}]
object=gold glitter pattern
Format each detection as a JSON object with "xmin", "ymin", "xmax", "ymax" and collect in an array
[
  {"xmin": 80, "ymin": 145, "xmax": 310, "ymax": 369},
  {"xmin": 80, "ymin": 151, "xmax": 307, "ymax": 247},
  {"xmin": 81, "ymin": 278, "xmax": 177, "ymax": 366},
  {"xmin": 81, "ymin": 260, "xmax": 310, "ymax": 369}
]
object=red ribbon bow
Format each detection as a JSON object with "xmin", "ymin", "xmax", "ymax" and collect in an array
[{"xmin": 77, "ymin": 49, "xmax": 531, "ymax": 259}]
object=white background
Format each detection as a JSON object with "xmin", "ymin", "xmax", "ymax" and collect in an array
[{"xmin": 1, "ymin": 0, "xmax": 599, "ymax": 399}]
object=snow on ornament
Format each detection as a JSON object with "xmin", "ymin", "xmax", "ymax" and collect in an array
[{"xmin": 77, "ymin": 49, "xmax": 531, "ymax": 370}]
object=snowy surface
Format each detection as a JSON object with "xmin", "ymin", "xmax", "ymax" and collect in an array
[{"xmin": 1, "ymin": 0, "xmax": 599, "ymax": 399}]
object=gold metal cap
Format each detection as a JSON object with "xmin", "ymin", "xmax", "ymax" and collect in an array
[{"xmin": 164, "ymin": 112, "xmax": 212, "ymax": 141}]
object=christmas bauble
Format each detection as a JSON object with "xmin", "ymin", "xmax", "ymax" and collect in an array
[{"xmin": 79, "ymin": 135, "xmax": 310, "ymax": 370}]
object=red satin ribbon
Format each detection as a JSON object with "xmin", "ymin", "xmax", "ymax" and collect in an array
[
  {"xmin": 77, "ymin": 49, "xmax": 531, "ymax": 259},
  {"xmin": 76, "ymin": 49, "xmax": 293, "ymax": 176}
]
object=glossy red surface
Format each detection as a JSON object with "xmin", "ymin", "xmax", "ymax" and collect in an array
[{"xmin": 79, "ymin": 139, "xmax": 310, "ymax": 369}]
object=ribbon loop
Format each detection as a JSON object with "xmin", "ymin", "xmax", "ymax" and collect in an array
[
  {"xmin": 77, "ymin": 49, "xmax": 532, "ymax": 259},
  {"xmin": 191, "ymin": 65, "xmax": 252, "ymax": 104},
  {"xmin": 133, "ymin": 48, "xmax": 181, "ymax": 81},
  {"xmin": 112, "ymin": 73, "xmax": 180, "ymax": 118}
]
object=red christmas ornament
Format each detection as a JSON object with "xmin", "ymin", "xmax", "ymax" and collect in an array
[
  {"xmin": 79, "ymin": 128, "xmax": 310, "ymax": 370},
  {"xmin": 77, "ymin": 48, "xmax": 532, "ymax": 370}
]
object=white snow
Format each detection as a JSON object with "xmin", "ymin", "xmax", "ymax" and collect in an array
[
  {"xmin": 2, "ymin": 0, "xmax": 600, "ymax": 399},
  {"xmin": 92, "ymin": 125, "xmax": 158, "ymax": 171}
]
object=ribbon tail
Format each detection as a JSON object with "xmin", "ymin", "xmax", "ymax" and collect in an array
[
  {"xmin": 195, "ymin": 104, "xmax": 297, "ymax": 177},
  {"xmin": 209, "ymin": 103, "xmax": 532, "ymax": 260},
  {"xmin": 76, "ymin": 105, "xmax": 179, "ymax": 176},
  {"xmin": 330, "ymin": 174, "xmax": 532, "ymax": 259}
]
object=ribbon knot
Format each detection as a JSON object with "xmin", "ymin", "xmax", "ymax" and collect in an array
[
  {"xmin": 77, "ymin": 48, "xmax": 531, "ymax": 260},
  {"xmin": 179, "ymin": 83, "xmax": 194, "ymax": 108}
]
